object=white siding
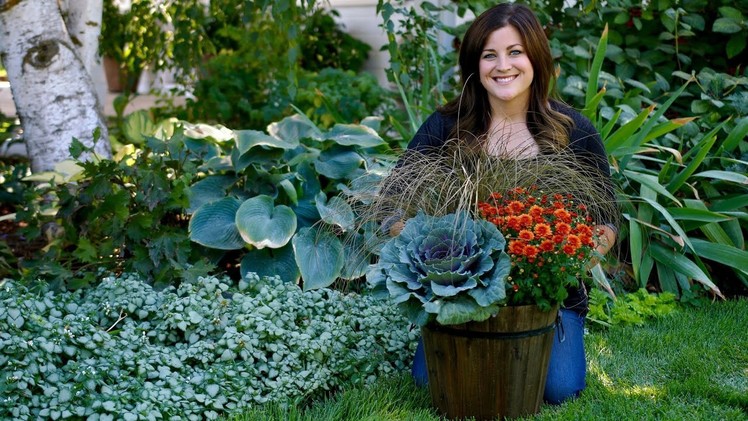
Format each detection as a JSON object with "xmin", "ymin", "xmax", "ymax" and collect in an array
[{"xmin": 326, "ymin": 0, "xmax": 390, "ymax": 85}]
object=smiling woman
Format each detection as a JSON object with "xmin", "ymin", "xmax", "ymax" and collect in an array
[{"xmin": 382, "ymin": 2, "xmax": 619, "ymax": 407}]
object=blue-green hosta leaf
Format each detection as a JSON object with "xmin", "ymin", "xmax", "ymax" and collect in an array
[
  {"xmin": 315, "ymin": 192, "xmax": 355, "ymax": 232},
  {"xmin": 184, "ymin": 137, "xmax": 221, "ymax": 160},
  {"xmin": 231, "ymin": 145, "xmax": 284, "ymax": 172},
  {"xmin": 360, "ymin": 116, "xmax": 384, "ymax": 132},
  {"xmin": 182, "ymin": 122, "xmax": 234, "ymax": 142},
  {"xmin": 189, "ymin": 198, "xmax": 244, "ymax": 250},
  {"xmin": 325, "ymin": 124, "xmax": 385, "ymax": 148},
  {"xmin": 292, "ymin": 198, "xmax": 321, "ymax": 229},
  {"xmin": 293, "ymin": 227, "xmax": 344, "ymax": 291},
  {"xmin": 187, "ymin": 175, "xmax": 236, "ymax": 214},
  {"xmin": 267, "ymin": 114, "xmax": 323, "ymax": 143},
  {"xmin": 236, "ymin": 195, "xmax": 297, "ymax": 249},
  {"xmin": 235, "ymin": 129, "xmax": 299, "ymax": 154},
  {"xmin": 122, "ymin": 109, "xmax": 154, "ymax": 144},
  {"xmin": 240, "ymin": 244, "xmax": 300, "ymax": 284},
  {"xmin": 203, "ymin": 156, "xmax": 233, "ymax": 172},
  {"xmin": 315, "ymin": 148, "xmax": 364, "ymax": 180},
  {"xmin": 296, "ymin": 161, "xmax": 322, "ymax": 201}
]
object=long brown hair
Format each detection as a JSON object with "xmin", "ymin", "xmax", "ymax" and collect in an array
[{"xmin": 440, "ymin": 3, "xmax": 572, "ymax": 152}]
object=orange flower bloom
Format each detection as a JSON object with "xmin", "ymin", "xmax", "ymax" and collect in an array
[
  {"xmin": 506, "ymin": 215, "xmax": 522, "ymax": 231},
  {"xmin": 555, "ymin": 222, "xmax": 571, "ymax": 236},
  {"xmin": 534, "ymin": 223, "xmax": 552, "ymax": 238},
  {"xmin": 523, "ymin": 245, "xmax": 539, "ymax": 259},
  {"xmin": 552, "ymin": 234, "xmax": 565, "ymax": 244},
  {"xmin": 539, "ymin": 239, "xmax": 555, "ymax": 252},
  {"xmin": 566, "ymin": 234, "xmax": 581, "ymax": 248},
  {"xmin": 529, "ymin": 205, "xmax": 544, "ymax": 218},
  {"xmin": 575, "ymin": 224, "xmax": 593, "ymax": 237},
  {"xmin": 518, "ymin": 229, "xmax": 535, "ymax": 241},
  {"xmin": 553, "ymin": 208, "xmax": 572, "ymax": 223},
  {"xmin": 518, "ymin": 214, "xmax": 533, "ymax": 228},
  {"xmin": 508, "ymin": 200, "xmax": 525, "ymax": 214},
  {"xmin": 508, "ymin": 240, "xmax": 525, "ymax": 255},
  {"xmin": 562, "ymin": 244, "xmax": 577, "ymax": 255}
]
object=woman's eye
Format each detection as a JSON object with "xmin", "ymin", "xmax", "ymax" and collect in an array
[
  {"xmin": 482, "ymin": 53, "xmax": 496, "ymax": 59},
  {"xmin": 509, "ymin": 50, "xmax": 522, "ymax": 56}
]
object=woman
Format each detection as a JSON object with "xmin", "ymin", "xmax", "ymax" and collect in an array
[{"xmin": 396, "ymin": 3, "xmax": 617, "ymax": 404}]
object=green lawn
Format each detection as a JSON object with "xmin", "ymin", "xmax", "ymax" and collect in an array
[{"xmin": 233, "ymin": 298, "xmax": 748, "ymax": 421}]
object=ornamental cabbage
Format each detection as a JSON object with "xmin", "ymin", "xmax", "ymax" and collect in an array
[{"xmin": 367, "ymin": 211, "xmax": 511, "ymax": 326}]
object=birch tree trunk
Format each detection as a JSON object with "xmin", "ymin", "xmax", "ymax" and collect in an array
[
  {"xmin": 60, "ymin": 0, "xmax": 107, "ymax": 109},
  {"xmin": 0, "ymin": 0, "xmax": 111, "ymax": 173}
]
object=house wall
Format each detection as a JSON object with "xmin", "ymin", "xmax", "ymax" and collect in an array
[
  {"xmin": 326, "ymin": 0, "xmax": 471, "ymax": 87},
  {"xmin": 325, "ymin": 0, "xmax": 390, "ymax": 85}
]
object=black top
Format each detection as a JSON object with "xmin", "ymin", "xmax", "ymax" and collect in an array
[{"xmin": 402, "ymin": 101, "xmax": 613, "ymax": 315}]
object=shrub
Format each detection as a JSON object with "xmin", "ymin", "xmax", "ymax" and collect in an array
[
  {"xmin": 15, "ymin": 126, "xmax": 212, "ymax": 290},
  {"xmin": 300, "ymin": 8, "xmax": 372, "ymax": 73},
  {"xmin": 0, "ymin": 273, "xmax": 417, "ymax": 419}
]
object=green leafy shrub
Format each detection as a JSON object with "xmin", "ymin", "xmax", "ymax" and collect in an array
[
  {"xmin": 588, "ymin": 288, "xmax": 678, "ymax": 328},
  {"xmin": 15, "ymin": 124, "xmax": 215, "ymax": 290},
  {"xmin": 189, "ymin": 58, "xmax": 394, "ymax": 131},
  {"xmin": 0, "ymin": 273, "xmax": 417, "ymax": 419},
  {"xmin": 300, "ymin": 8, "xmax": 372, "ymax": 72},
  {"xmin": 285, "ymin": 68, "xmax": 398, "ymax": 129}
]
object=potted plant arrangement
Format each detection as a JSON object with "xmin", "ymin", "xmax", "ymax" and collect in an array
[
  {"xmin": 99, "ymin": 0, "xmax": 167, "ymax": 93},
  {"xmin": 363, "ymin": 148, "xmax": 613, "ymax": 420}
]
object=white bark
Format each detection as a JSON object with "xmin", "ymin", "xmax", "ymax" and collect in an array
[
  {"xmin": 60, "ymin": 0, "xmax": 107, "ymax": 108},
  {"xmin": 0, "ymin": 0, "xmax": 111, "ymax": 173}
]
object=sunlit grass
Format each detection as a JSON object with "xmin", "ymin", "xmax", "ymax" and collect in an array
[{"xmin": 230, "ymin": 298, "xmax": 748, "ymax": 421}]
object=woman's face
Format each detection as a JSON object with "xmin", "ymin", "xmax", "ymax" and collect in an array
[{"xmin": 478, "ymin": 25, "xmax": 534, "ymax": 113}]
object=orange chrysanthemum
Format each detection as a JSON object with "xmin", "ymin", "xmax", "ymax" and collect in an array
[
  {"xmin": 508, "ymin": 240, "xmax": 525, "ymax": 255},
  {"xmin": 539, "ymin": 239, "xmax": 555, "ymax": 252},
  {"xmin": 534, "ymin": 223, "xmax": 552, "ymax": 238},
  {"xmin": 529, "ymin": 205, "xmax": 544, "ymax": 218},
  {"xmin": 518, "ymin": 214, "xmax": 533, "ymax": 228},
  {"xmin": 506, "ymin": 215, "xmax": 522, "ymax": 231},
  {"xmin": 508, "ymin": 200, "xmax": 525, "ymax": 215},
  {"xmin": 566, "ymin": 234, "xmax": 581, "ymax": 248},
  {"xmin": 553, "ymin": 208, "xmax": 572, "ymax": 223},
  {"xmin": 562, "ymin": 244, "xmax": 578, "ymax": 255},
  {"xmin": 555, "ymin": 222, "xmax": 571, "ymax": 236},
  {"xmin": 518, "ymin": 229, "xmax": 535, "ymax": 241},
  {"xmin": 523, "ymin": 245, "xmax": 539, "ymax": 259},
  {"xmin": 575, "ymin": 224, "xmax": 593, "ymax": 237}
]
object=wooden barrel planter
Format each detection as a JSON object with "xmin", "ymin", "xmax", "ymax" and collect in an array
[{"xmin": 421, "ymin": 304, "xmax": 559, "ymax": 420}]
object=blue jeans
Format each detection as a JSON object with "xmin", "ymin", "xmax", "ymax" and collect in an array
[{"xmin": 411, "ymin": 308, "xmax": 586, "ymax": 405}]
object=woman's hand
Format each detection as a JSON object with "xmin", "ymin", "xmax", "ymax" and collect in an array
[
  {"xmin": 586, "ymin": 224, "xmax": 616, "ymax": 270},
  {"xmin": 389, "ymin": 220, "xmax": 405, "ymax": 237}
]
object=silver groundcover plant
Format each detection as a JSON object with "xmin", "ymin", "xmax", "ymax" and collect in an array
[{"xmin": 367, "ymin": 211, "xmax": 511, "ymax": 326}]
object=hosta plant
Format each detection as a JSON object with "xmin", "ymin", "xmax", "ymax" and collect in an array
[
  {"xmin": 186, "ymin": 112, "xmax": 395, "ymax": 290},
  {"xmin": 367, "ymin": 211, "xmax": 510, "ymax": 326}
]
